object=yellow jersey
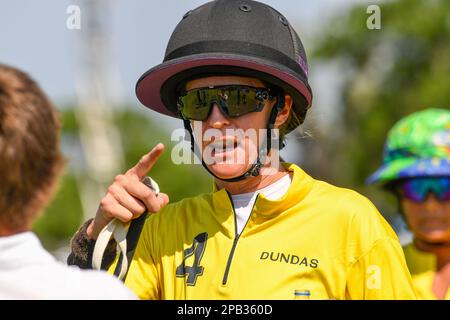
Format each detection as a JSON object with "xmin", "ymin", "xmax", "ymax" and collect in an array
[
  {"xmin": 403, "ymin": 243, "xmax": 450, "ymax": 299},
  {"xmin": 115, "ymin": 163, "xmax": 416, "ymax": 299}
]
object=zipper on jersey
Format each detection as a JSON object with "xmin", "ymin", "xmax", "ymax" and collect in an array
[{"xmin": 222, "ymin": 191, "xmax": 259, "ymax": 285}]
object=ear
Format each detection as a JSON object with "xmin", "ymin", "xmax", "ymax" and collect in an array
[{"xmin": 274, "ymin": 94, "xmax": 293, "ymax": 128}]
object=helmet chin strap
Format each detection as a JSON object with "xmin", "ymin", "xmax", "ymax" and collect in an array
[{"xmin": 182, "ymin": 94, "xmax": 285, "ymax": 183}]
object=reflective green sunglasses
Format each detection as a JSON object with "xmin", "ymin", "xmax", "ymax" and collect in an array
[
  {"xmin": 177, "ymin": 85, "xmax": 274, "ymax": 121},
  {"xmin": 398, "ymin": 177, "xmax": 450, "ymax": 202}
]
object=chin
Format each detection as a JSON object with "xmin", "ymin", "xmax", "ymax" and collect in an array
[
  {"xmin": 203, "ymin": 143, "xmax": 257, "ymax": 180},
  {"xmin": 208, "ymin": 162, "xmax": 251, "ymax": 180},
  {"xmin": 418, "ymin": 230, "xmax": 450, "ymax": 244}
]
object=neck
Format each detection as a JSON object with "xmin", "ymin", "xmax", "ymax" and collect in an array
[
  {"xmin": 433, "ymin": 262, "xmax": 450, "ymax": 299},
  {"xmin": 414, "ymin": 238, "xmax": 450, "ymax": 270},
  {"xmin": 0, "ymin": 224, "xmax": 30, "ymax": 237},
  {"xmin": 215, "ymin": 163, "xmax": 289, "ymax": 195},
  {"xmin": 414, "ymin": 238, "xmax": 450, "ymax": 298}
]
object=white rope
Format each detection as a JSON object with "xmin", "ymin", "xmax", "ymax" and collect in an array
[{"xmin": 92, "ymin": 177, "xmax": 159, "ymax": 280}]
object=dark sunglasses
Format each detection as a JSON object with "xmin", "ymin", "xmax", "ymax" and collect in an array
[
  {"xmin": 177, "ymin": 85, "xmax": 275, "ymax": 121},
  {"xmin": 397, "ymin": 177, "xmax": 450, "ymax": 202}
]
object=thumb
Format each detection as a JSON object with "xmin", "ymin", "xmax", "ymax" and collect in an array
[{"xmin": 157, "ymin": 192, "xmax": 169, "ymax": 208}]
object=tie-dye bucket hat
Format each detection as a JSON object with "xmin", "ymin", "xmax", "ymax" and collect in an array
[{"xmin": 367, "ymin": 108, "xmax": 450, "ymax": 184}]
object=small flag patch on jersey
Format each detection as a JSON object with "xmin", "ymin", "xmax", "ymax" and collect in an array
[{"xmin": 294, "ymin": 289, "xmax": 311, "ymax": 300}]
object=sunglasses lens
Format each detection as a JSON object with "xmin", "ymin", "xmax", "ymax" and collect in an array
[
  {"xmin": 401, "ymin": 177, "xmax": 450, "ymax": 202},
  {"xmin": 402, "ymin": 180, "xmax": 425, "ymax": 201},
  {"xmin": 222, "ymin": 87, "xmax": 254, "ymax": 117},
  {"xmin": 179, "ymin": 90, "xmax": 211, "ymax": 121},
  {"xmin": 179, "ymin": 86, "xmax": 268, "ymax": 120},
  {"xmin": 438, "ymin": 179, "xmax": 450, "ymax": 201}
]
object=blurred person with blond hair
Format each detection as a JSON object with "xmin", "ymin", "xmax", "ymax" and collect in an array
[
  {"xmin": 0, "ymin": 64, "xmax": 136, "ymax": 299},
  {"xmin": 368, "ymin": 108, "xmax": 450, "ymax": 299}
]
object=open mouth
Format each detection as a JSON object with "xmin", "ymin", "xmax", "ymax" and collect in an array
[
  {"xmin": 210, "ymin": 139, "xmax": 239, "ymax": 155},
  {"xmin": 205, "ymin": 138, "xmax": 243, "ymax": 160}
]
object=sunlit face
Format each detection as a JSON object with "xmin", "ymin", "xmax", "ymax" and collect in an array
[
  {"xmin": 402, "ymin": 195, "xmax": 450, "ymax": 244},
  {"xmin": 185, "ymin": 76, "xmax": 281, "ymax": 180}
]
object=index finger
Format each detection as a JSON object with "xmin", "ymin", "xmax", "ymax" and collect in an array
[{"xmin": 127, "ymin": 143, "xmax": 164, "ymax": 178}]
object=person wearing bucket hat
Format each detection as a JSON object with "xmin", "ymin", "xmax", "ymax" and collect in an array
[
  {"xmin": 68, "ymin": 0, "xmax": 416, "ymax": 299},
  {"xmin": 368, "ymin": 108, "xmax": 450, "ymax": 299}
]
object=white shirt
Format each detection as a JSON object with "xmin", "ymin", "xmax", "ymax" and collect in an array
[
  {"xmin": 0, "ymin": 232, "xmax": 136, "ymax": 300},
  {"xmin": 231, "ymin": 174, "xmax": 292, "ymax": 235}
]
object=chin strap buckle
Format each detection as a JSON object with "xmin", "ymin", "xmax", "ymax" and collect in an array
[{"xmin": 245, "ymin": 158, "xmax": 263, "ymax": 177}]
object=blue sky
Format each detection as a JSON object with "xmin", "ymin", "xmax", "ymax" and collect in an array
[
  {"xmin": 0, "ymin": 0, "xmax": 370, "ymax": 104},
  {"xmin": 1, "ymin": 0, "xmax": 380, "ymax": 166}
]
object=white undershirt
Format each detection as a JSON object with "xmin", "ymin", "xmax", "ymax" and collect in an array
[{"xmin": 230, "ymin": 174, "xmax": 292, "ymax": 235}]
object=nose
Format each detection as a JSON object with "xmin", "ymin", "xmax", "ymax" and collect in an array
[
  {"xmin": 423, "ymin": 193, "xmax": 442, "ymax": 212},
  {"xmin": 207, "ymin": 103, "xmax": 230, "ymax": 129}
]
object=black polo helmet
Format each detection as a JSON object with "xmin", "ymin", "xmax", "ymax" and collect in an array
[{"xmin": 136, "ymin": 0, "xmax": 313, "ymax": 135}]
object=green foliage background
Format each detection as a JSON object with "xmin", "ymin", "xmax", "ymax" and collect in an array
[
  {"xmin": 303, "ymin": 0, "xmax": 450, "ymax": 225},
  {"xmin": 33, "ymin": 109, "xmax": 211, "ymax": 250},
  {"xmin": 33, "ymin": 0, "xmax": 450, "ymax": 248}
]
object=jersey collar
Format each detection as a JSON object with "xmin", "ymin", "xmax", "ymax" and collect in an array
[{"xmin": 211, "ymin": 162, "xmax": 314, "ymax": 218}]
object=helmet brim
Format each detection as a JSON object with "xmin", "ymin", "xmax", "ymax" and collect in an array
[{"xmin": 135, "ymin": 53, "xmax": 312, "ymax": 133}]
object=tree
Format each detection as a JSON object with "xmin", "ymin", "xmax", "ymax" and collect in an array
[{"xmin": 307, "ymin": 0, "xmax": 450, "ymax": 223}]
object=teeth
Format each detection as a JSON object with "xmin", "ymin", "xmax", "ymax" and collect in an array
[
  {"xmin": 211, "ymin": 140, "xmax": 235, "ymax": 149},
  {"xmin": 210, "ymin": 140, "xmax": 238, "ymax": 153},
  {"xmin": 214, "ymin": 146, "xmax": 235, "ymax": 153}
]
